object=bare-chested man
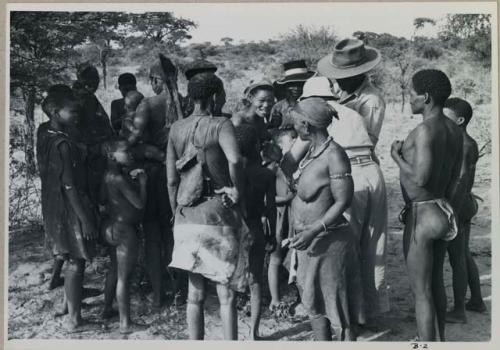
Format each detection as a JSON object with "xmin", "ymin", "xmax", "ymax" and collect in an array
[
  {"xmin": 100, "ymin": 140, "xmax": 148, "ymax": 334},
  {"xmin": 131, "ymin": 61, "xmax": 180, "ymax": 308},
  {"xmin": 391, "ymin": 69, "xmax": 463, "ymax": 341},
  {"xmin": 443, "ymin": 97, "xmax": 486, "ymax": 323}
]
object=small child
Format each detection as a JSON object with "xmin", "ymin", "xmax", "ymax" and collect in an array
[
  {"xmin": 99, "ymin": 139, "xmax": 148, "ymax": 334},
  {"xmin": 234, "ymin": 124, "xmax": 277, "ymax": 340},
  {"xmin": 119, "ymin": 91, "xmax": 165, "ymax": 164},
  {"xmin": 264, "ymin": 130, "xmax": 297, "ymax": 315},
  {"xmin": 37, "ymin": 88, "xmax": 98, "ymax": 332},
  {"xmin": 444, "ymin": 97, "xmax": 486, "ymax": 323}
]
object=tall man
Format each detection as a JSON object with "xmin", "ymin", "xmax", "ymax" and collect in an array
[
  {"xmin": 391, "ymin": 69, "xmax": 463, "ymax": 341},
  {"xmin": 131, "ymin": 59, "xmax": 181, "ymax": 309},
  {"xmin": 317, "ymin": 38, "xmax": 389, "ymax": 323}
]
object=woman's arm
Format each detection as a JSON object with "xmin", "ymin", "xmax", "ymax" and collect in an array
[
  {"xmin": 166, "ymin": 131, "xmax": 180, "ymax": 214},
  {"xmin": 59, "ymin": 142, "xmax": 98, "ymax": 240},
  {"xmin": 280, "ymin": 137, "xmax": 309, "ymax": 178},
  {"xmin": 218, "ymin": 120, "xmax": 244, "ymax": 204}
]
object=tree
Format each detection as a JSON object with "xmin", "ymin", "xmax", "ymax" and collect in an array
[
  {"xmin": 78, "ymin": 12, "xmax": 131, "ymax": 89},
  {"xmin": 130, "ymin": 12, "xmax": 196, "ymax": 46},
  {"xmin": 439, "ymin": 14, "xmax": 491, "ymax": 62},
  {"xmin": 220, "ymin": 37, "xmax": 234, "ymax": 47},
  {"xmin": 10, "ymin": 12, "xmax": 90, "ymax": 175}
]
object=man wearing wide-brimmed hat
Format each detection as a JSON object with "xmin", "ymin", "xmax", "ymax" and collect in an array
[
  {"xmin": 269, "ymin": 59, "xmax": 315, "ymax": 130},
  {"xmin": 318, "ymin": 38, "xmax": 385, "ymax": 148},
  {"xmin": 317, "ymin": 40, "xmax": 390, "ymax": 325}
]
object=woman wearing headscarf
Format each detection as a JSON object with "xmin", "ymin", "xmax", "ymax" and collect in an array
[
  {"xmin": 166, "ymin": 72, "xmax": 250, "ymax": 340},
  {"xmin": 286, "ymin": 98, "xmax": 365, "ymax": 341}
]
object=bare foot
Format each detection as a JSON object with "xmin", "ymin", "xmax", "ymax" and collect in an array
[
  {"xmin": 119, "ymin": 321, "xmax": 149, "ymax": 334},
  {"xmin": 465, "ymin": 300, "xmax": 487, "ymax": 313},
  {"xmin": 54, "ymin": 304, "xmax": 68, "ymax": 318},
  {"xmin": 65, "ymin": 318, "xmax": 98, "ymax": 333},
  {"xmin": 446, "ymin": 309, "xmax": 467, "ymax": 324},
  {"xmin": 48, "ymin": 276, "xmax": 64, "ymax": 290},
  {"xmin": 101, "ymin": 308, "xmax": 119, "ymax": 320}
]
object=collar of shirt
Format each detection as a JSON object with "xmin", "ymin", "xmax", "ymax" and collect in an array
[{"xmin": 339, "ymin": 76, "xmax": 369, "ymax": 105}]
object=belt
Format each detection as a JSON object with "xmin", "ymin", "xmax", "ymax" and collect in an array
[{"xmin": 349, "ymin": 155, "xmax": 373, "ymax": 165}]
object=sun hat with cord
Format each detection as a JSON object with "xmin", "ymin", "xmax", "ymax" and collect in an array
[
  {"xmin": 298, "ymin": 76, "xmax": 339, "ymax": 101},
  {"xmin": 275, "ymin": 59, "xmax": 316, "ymax": 85},
  {"xmin": 317, "ymin": 37, "xmax": 381, "ymax": 79}
]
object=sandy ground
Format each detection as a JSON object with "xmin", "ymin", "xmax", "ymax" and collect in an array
[{"xmin": 8, "ymin": 104, "xmax": 492, "ymax": 341}]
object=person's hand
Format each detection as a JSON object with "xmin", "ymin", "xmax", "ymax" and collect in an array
[
  {"xmin": 391, "ymin": 140, "xmax": 404, "ymax": 161},
  {"xmin": 265, "ymin": 235, "xmax": 277, "ymax": 253},
  {"xmin": 82, "ymin": 219, "xmax": 98, "ymax": 240},
  {"xmin": 137, "ymin": 171, "xmax": 147, "ymax": 186},
  {"xmin": 214, "ymin": 187, "xmax": 240, "ymax": 208},
  {"xmin": 130, "ymin": 168, "xmax": 145, "ymax": 179},
  {"xmin": 290, "ymin": 225, "xmax": 317, "ymax": 250}
]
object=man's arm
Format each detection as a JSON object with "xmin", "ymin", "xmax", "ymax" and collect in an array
[
  {"xmin": 392, "ymin": 126, "xmax": 433, "ymax": 187},
  {"xmin": 59, "ymin": 142, "xmax": 98, "ymax": 240},
  {"xmin": 115, "ymin": 174, "xmax": 147, "ymax": 209},
  {"xmin": 218, "ymin": 120, "xmax": 244, "ymax": 203},
  {"xmin": 166, "ymin": 131, "xmax": 180, "ymax": 214},
  {"xmin": 110, "ymin": 100, "xmax": 122, "ymax": 133},
  {"xmin": 265, "ymin": 174, "xmax": 277, "ymax": 239},
  {"xmin": 132, "ymin": 99, "xmax": 150, "ymax": 143}
]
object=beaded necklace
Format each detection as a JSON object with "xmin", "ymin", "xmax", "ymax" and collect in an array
[{"xmin": 293, "ymin": 136, "xmax": 333, "ymax": 184}]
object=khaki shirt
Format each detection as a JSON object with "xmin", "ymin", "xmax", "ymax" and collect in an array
[
  {"xmin": 338, "ymin": 77, "xmax": 386, "ymax": 146},
  {"xmin": 327, "ymin": 100, "xmax": 373, "ymax": 157}
]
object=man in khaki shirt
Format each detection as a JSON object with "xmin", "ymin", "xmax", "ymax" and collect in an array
[{"xmin": 317, "ymin": 38, "xmax": 389, "ymax": 325}]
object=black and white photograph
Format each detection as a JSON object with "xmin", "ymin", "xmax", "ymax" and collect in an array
[{"xmin": 3, "ymin": 1, "xmax": 498, "ymax": 346}]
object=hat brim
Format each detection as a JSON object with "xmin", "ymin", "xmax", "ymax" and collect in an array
[
  {"xmin": 276, "ymin": 71, "xmax": 316, "ymax": 85},
  {"xmin": 317, "ymin": 47, "xmax": 381, "ymax": 79}
]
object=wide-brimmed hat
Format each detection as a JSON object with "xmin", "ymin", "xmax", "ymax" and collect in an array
[
  {"xmin": 184, "ymin": 59, "xmax": 218, "ymax": 80},
  {"xmin": 244, "ymin": 79, "xmax": 274, "ymax": 99},
  {"xmin": 299, "ymin": 77, "xmax": 337, "ymax": 101},
  {"xmin": 317, "ymin": 38, "xmax": 381, "ymax": 79},
  {"xmin": 275, "ymin": 59, "xmax": 315, "ymax": 85}
]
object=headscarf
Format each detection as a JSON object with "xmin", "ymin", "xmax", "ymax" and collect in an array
[{"xmin": 292, "ymin": 97, "xmax": 336, "ymax": 129}]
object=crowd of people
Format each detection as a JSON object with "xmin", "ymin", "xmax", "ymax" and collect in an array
[{"xmin": 36, "ymin": 37, "xmax": 487, "ymax": 341}]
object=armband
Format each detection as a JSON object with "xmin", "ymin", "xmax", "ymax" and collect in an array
[{"xmin": 329, "ymin": 173, "xmax": 352, "ymax": 180}]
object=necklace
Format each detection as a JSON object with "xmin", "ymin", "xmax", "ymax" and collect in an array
[{"xmin": 293, "ymin": 137, "xmax": 332, "ymax": 182}]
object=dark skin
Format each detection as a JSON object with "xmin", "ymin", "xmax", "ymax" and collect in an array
[
  {"xmin": 390, "ymin": 83, "xmax": 463, "ymax": 341},
  {"xmin": 130, "ymin": 75, "xmax": 178, "ymax": 309},
  {"xmin": 100, "ymin": 144, "xmax": 148, "ymax": 334},
  {"xmin": 443, "ymin": 107, "xmax": 485, "ymax": 322},
  {"xmin": 50, "ymin": 101, "xmax": 98, "ymax": 332},
  {"xmin": 336, "ymin": 74, "xmax": 365, "ymax": 95},
  {"xmin": 289, "ymin": 115, "xmax": 355, "ymax": 341},
  {"xmin": 166, "ymin": 95, "xmax": 244, "ymax": 340},
  {"xmin": 243, "ymin": 158, "xmax": 277, "ymax": 340}
]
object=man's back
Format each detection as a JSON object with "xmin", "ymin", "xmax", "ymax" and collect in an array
[{"xmin": 401, "ymin": 115, "xmax": 463, "ymax": 202}]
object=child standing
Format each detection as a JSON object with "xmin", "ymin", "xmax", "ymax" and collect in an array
[
  {"xmin": 235, "ymin": 124, "xmax": 277, "ymax": 339},
  {"xmin": 37, "ymin": 89, "xmax": 98, "ymax": 332},
  {"xmin": 100, "ymin": 139, "xmax": 148, "ymax": 334}
]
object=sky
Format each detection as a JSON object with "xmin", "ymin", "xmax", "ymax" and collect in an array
[{"xmin": 9, "ymin": 2, "xmax": 495, "ymax": 45}]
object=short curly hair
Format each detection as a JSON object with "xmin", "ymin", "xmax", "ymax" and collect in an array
[
  {"xmin": 41, "ymin": 86, "xmax": 76, "ymax": 119},
  {"xmin": 188, "ymin": 72, "xmax": 223, "ymax": 101},
  {"xmin": 234, "ymin": 124, "xmax": 259, "ymax": 160},
  {"xmin": 444, "ymin": 97, "xmax": 473, "ymax": 126},
  {"xmin": 412, "ymin": 69, "xmax": 452, "ymax": 106}
]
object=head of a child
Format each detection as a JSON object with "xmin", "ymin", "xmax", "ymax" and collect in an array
[
  {"xmin": 42, "ymin": 88, "xmax": 79, "ymax": 127},
  {"xmin": 234, "ymin": 124, "xmax": 260, "ymax": 164},
  {"xmin": 443, "ymin": 97, "xmax": 473, "ymax": 129},
  {"xmin": 274, "ymin": 128, "xmax": 297, "ymax": 154},
  {"xmin": 102, "ymin": 139, "xmax": 133, "ymax": 167},
  {"xmin": 124, "ymin": 91, "xmax": 144, "ymax": 112},
  {"xmin": 261, "ymin": 141, "xmax": 283, "ymax": 172}
]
